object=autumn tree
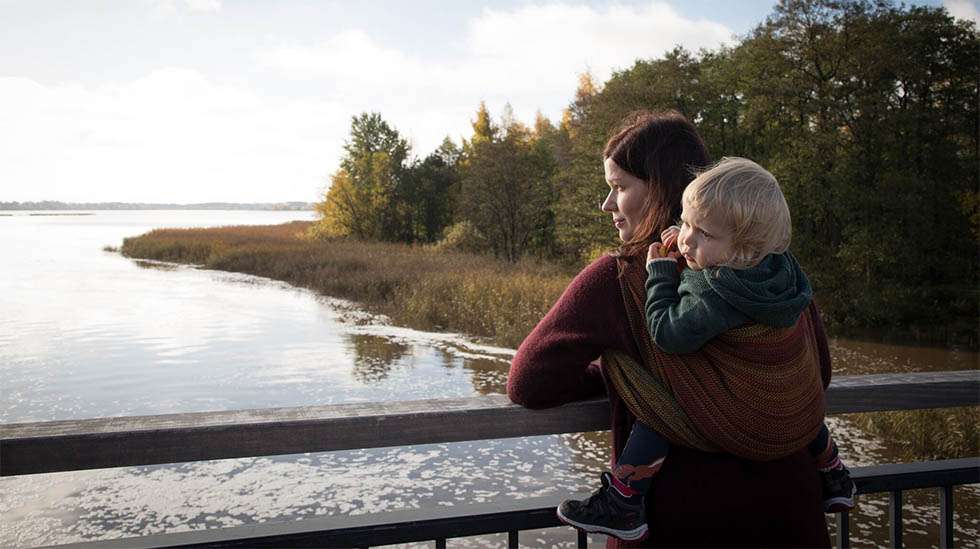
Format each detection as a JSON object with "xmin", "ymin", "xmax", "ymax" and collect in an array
[
  {"xmin": 398, "ymin": 139, "xmax": 461, "ymax": 242},
  {"xmin": 730, "ymin": 0, "xmax": 979, "ymax": 328},
  {"xmin": 457, "ymin": 104, "xmax": 557, "ymax": 261},
  {"xmin": 313, "ymin": 113, "xmax": 409, "ymax": 240},
  {"xmin": 551, "ymin": 73, "xmax": 620, "ymax": 260}
]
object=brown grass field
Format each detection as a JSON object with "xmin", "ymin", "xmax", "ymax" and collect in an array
[{"xmin": 121, "ymin": 221, "xmax": 576, "ymax": 349}]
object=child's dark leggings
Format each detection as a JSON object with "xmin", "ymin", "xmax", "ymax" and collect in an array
[
  {"xmin": 807, "ymin": 423, "xmax": 842, "ymax": 470},
  {"xmin": 615, "ymin": 421, "xmax": 840, "ymax": 496},
  {"xmin": 612, "ymin": 421, "xmax": 670, "ymax": 496}
]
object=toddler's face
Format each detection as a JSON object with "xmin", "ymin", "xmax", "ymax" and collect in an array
[{"xmin": 677, "ymin": 202, "xmax": 734, "ymax": 270}]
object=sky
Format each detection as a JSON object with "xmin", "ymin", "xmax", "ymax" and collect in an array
[{"xmin": 1, "ymin": 0, "xmax": 976, "ymax": 203}]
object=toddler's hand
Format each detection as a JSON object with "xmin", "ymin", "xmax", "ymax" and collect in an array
[{"xmin": 647, "ymin": 242, "xmax": 678, "ymax": 263}]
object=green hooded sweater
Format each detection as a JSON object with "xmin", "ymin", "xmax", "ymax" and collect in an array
[{"xmin": 644, "ymin": 252, "xmax": 813, "ymax": 355}]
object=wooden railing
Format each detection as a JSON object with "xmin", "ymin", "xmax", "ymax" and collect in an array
[{"xmin": 2, "ymin": 370, "xmax": 978, "ymax": 548}]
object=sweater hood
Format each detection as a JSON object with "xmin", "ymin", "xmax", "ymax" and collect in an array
[{"xmin": 702, "ymin": 252, "xmax": 812, "ymax": 327}]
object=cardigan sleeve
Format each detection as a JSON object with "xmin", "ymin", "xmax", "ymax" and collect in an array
[
  {"xmin": 507, "ymin": 255, "xmax": 628, "ymax": 409},
  {"xmin": 645, "ymin": 261, "xmax": 748, "ymax": 355}
]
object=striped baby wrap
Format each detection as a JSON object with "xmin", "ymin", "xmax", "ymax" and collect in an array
[{"xmin": 605, "ymin": 257, "xmax": 826, "ymax": 461}]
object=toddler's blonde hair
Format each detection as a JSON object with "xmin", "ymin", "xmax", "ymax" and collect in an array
[{"xmin": 682, "ymin": 157, "xmax": 791, "ymax": 269}]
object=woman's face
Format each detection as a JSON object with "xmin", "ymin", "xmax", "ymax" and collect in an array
[{"xmin": 601, "ymin": 158, "xmax": 651, "ymax": 242}]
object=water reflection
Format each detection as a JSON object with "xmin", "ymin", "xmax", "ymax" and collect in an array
[
  {"xmin": 348, "ymin": 334, "xmax": 410, "ymax": 384},
  {"xmin": 465, "ymin": 357, "xmax": 509, "ymax": 395},
  {"xmin": 131, "ymin": 259, "xmax": 181, "ymax": 271},
  {"xmin": 829, "ymin": 338, "xmax": 978, "ymax": 376},
  {"xmin": 437, "ymin": 348, "xmax": 457, "ymax": 369}
]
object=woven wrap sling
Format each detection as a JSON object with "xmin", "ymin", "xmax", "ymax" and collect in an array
[{"xmin": 603, "ymin": 257, "xmax": 826, "ymax": 461}]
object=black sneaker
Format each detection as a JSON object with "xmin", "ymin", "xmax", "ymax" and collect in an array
[
  {"xmin": 557, "ymin": 471, "xmax": 648, "ymax": 541},
  {"xmin": 821, "ymin": 465, "xmax": 857, "ymax": 513}
]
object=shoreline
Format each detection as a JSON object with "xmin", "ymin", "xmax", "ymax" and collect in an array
[{"xmin": 120, "ymin": 221, "xmax": 576, "ymax": 350}]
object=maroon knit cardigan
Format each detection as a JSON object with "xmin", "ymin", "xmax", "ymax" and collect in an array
[{"xmin": 508, "ymin": 255, "xmax": 831, "ymax": 548}]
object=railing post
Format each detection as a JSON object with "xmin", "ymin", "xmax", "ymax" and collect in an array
[
  {"xmin": 836, "ymin": 511, "xmax": 850, "ymax": 549},
  {"xmin": 889, "ymin": 490, "xmax": 903, "ymax": 548},
  {"xmin": 508, "ymin": 529, "xmax": 519, "ymax": 548},
  {"xmin": 939, "ymin": 485, "xmax": 954, "ymax": 549},
  {"xmin": 436, "ymin": 537, "xmax": 446, "ymax": 549},
  {"xmin": 578, "ymin": 529, "xmax": 588, "ymax": 548}
]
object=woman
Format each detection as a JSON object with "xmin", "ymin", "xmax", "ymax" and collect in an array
[{"xmin": 507, "ymin": 111, "xmax": 831, "ymax": 547}]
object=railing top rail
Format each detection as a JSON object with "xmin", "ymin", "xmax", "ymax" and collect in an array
[{"xmin": 2, "ymin": 370, "xmax": 978, "ymax": 476}]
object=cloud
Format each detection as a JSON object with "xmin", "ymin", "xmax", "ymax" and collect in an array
[
  {"xmin": 184, "ymin": 0, "xmax": 221, "ymax": 12},
  {"xmin": 465, "ymin": 2, "xmax": 731, "ymax": 82},
  {"xmin": 2, "ymin": 2, "xmax": 736, "ymax": 202},
  {"xmin": 0, "ymin": 70, "xmax": 344, "ymax": 202},
  {"xmin": 944, "ymin": 0, "xmax": 980, "ymax": 24},
  {"xmin": 256, "ymin": 1, "xmax": 734, "ymax": 162},
  {"xmin": 148, "ymin": 0, "xmax": 221, "ymax": 15},
  {"xmin": 259, "ymin": 30, "xmax": 420, "ymax": 86}
]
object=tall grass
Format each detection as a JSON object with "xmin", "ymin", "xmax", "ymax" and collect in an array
[
  {"xmin": 852, "ymin": 407, "xmax": 980, "ymax": 461},
  {"xmin": 121, "ymin": 221, "xmax": 575, "ymax": 348}
]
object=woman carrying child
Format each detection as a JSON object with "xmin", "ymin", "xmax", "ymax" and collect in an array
[
  {"xmin": 508, "ymin": 111, "xmax": 838, "ymax": 547},
  {"xmin": 556, "ymin": 157, "xmax": 855, "ymax": 541}
]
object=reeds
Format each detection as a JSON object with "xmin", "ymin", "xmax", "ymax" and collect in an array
[
  {"xmin": 852, "ymin": 407, "xmax": 980, "ymax": 460},
  {"xmin": 121, "ymin": 221, "xmax": 575, "ymax": 348}
]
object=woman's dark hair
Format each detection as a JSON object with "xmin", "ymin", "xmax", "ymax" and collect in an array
[{"xmin": 604, "ymin": 110, "xmax": 711, "ymax": 259}]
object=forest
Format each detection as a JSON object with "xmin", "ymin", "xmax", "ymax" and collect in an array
[{"xmin": 311, "ymin": 0, "xmax": 979, "ymax": 340}]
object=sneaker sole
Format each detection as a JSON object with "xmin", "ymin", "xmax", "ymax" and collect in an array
[
  {"xmin": 825, "ymin": 484, "xmax": 858, "ymax": 513},
  {"xmin": 555, "ymin": 505, "xmax": 649, "ymax": 541}
]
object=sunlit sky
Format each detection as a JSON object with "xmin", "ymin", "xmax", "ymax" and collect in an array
[{"xmin": 2, "ymin": 0, "xmax": 976, "ymax": 203}]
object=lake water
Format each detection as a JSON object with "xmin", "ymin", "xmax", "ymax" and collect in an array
[{"xmin": 1, "ymin": 211, "xmax": 977, "ymax": 548}]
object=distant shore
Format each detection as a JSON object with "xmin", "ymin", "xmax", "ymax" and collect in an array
[
  {"xmin": 26, "ymin": 212, "xmax": 95, "ymax": 216},
  {"xmin": 1, "ymin": 200, "xmax": 315, "ymax": 211}
]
